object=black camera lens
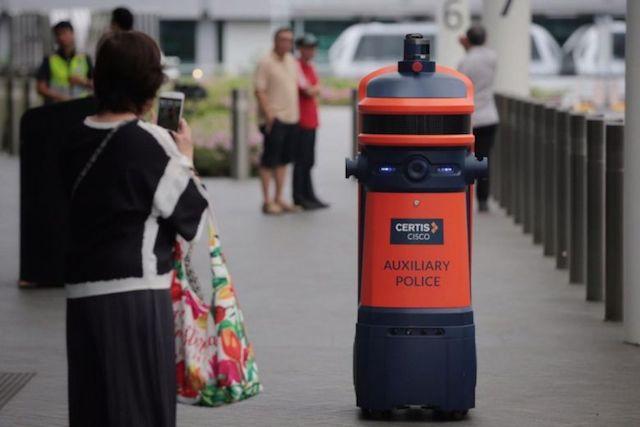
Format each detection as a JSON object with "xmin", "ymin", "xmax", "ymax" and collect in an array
[
  {"xmin": 403, "ymin": 33, "xmax": 429, "ymax": 60},
  {"xmin": 406, "ymin": 157, "xmax": 429, "ymax": 181}
]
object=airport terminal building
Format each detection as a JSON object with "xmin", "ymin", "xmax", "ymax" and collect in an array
[{"xmin": 0, "ymin": 0, "xmax": 626, "ymax": 77}]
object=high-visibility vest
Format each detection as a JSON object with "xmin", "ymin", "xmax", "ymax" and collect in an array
[{"xmin": 48, "ymin": 53, "xmax": 90, "ymax": 99}]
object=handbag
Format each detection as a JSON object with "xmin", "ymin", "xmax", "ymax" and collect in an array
[{"xmin": 172, "ymin": 207, "xmax": 262, "ymax": 406}]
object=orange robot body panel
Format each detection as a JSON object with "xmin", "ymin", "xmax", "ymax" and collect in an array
[
  {"xmin": 358, "ymin": 134, "xmax": 474, "ymax": 148},
  {"xmin": 360, "ymin": 192, "xmax": 471, "ymax": 309}
]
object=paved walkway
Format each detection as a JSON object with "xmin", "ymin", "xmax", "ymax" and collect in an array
[{"xmin": 1, "ymin": 106, "xmax": 639, "ymax": 426}]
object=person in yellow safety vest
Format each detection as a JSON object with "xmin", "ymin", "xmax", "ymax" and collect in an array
[{"xmin": 36, "ymin": 21, "xmax": 93, "ymax": 104}]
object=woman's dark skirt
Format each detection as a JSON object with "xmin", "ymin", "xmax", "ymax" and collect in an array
[{"xmin": 67, "ymin": 289, "xmax": 176, "ymax": 427}]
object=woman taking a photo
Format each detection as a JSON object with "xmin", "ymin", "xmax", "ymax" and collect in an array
[{"xmin": 63, "ymin": 31, "xmax": 208, "ymax": 427}]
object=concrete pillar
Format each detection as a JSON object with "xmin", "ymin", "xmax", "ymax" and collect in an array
[
  {"xmin": 623, "ymin": 1, "xmax": 640, "ymax": 344},
  {"xmin": 482, "ymin": 0, "xmax": 530, "ymax": 96},
  {"xmin": 196, "ymin": 18, "xmax": 217, "ymax": 76},
  {"xmin": 436, "ymin": 0, "xmax": 470, "ymax": 68}
]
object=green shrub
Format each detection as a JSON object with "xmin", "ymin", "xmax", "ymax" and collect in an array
[
  {"xmin": 193, "ymin": 146, "xmax": 231, "ymax": 177},
  {"xmin": 193, "ymin": 145, "xmax": 261, "ymax": 178}
]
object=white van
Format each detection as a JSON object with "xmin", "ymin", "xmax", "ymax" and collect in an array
[
  {"xmin": 530, "ymin": 23, "xmax": 563, "ymax": 75},
  {"xmin": 329, "ymin": 22, "xmax": 561, "ymax": 78},
  {"xmin": 329, "ymin": 22, "xmax": 437, "ymax": 79},
  {"xmin": 563, "ymin": 19, "xmax": 625, "ymax": 76}
]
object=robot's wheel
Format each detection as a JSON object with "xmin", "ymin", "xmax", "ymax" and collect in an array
[
  {"xmin": 433, "ymin": 409, "xmax": 469, "ymax": 421},
  {"xmin": 360, "ymin": 408, "xmax": 392, "ymax": 419}
]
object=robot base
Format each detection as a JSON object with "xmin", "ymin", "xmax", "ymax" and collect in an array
[{"xmin": 354, "ymin": 308, "xmax": 476, "ymax": 414}]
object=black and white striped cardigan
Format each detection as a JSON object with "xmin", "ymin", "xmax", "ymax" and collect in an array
[{"xmin": 63, "ymin": 118, "xmax": 208, "ymax": 299}]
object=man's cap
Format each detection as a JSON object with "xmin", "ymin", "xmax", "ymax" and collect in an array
[{"xmin": 296, "ymin": 33, "xmax": 318, "ymax": 48}]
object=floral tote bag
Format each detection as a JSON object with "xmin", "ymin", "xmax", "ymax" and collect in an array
[{"xmin": 172, "ymin": 209, "xmax": 262, "ymax": 406}]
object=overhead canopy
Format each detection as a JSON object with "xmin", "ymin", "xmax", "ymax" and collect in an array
[{"xmin": 1, "ymin": 0, "xmax": 627, "ymax": 20}]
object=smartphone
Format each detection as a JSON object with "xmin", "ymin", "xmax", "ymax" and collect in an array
[{"xmin": 157, "ymin": 91, "xmax": 185, "ymax": 132}]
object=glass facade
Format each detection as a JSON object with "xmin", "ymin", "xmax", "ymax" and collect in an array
[
  {"xmin": 613, "ymin": 32, "xmax": 625, "ymax": 60},
  {"xmin": 160, "ymin": 20, "xmax": 196, "ymax": 63}
]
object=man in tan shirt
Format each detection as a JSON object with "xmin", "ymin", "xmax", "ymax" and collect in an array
[{"xmin": 254, "ymin": 27, "xmax": 300, "ymax": 215}]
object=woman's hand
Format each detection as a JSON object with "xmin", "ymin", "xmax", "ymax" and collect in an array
[{"xmin": 171, "ymin": 118, "xmax": 194, "ymax": 161}]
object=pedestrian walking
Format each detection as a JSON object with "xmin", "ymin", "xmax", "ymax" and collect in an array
[
  {"xmin": 458, "ymin": 24, "xmax": 499, "ymax": 212},
  {"xmin": 293, "ymin": 34, "xmax": 329, "ymax": 210},
  {"xmin": 36, "ymin": 21, "xmax": 93, "ymax": 104},
  {"xmin": 63, "ymin": 31, "xmax": 208, "ymax": 427},
  {"xmin": 254, "ymin": 27, "xmax": 301, "ymax": 215}
]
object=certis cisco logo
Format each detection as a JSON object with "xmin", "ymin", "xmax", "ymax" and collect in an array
[{"xmin": 390, "ymin": 218, "xmax": 444, "ymax": 245}]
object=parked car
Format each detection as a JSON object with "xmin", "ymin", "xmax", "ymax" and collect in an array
[
  {"xmin": 329, "ymin": 22, "xmax": 561, "ymax": 79},
  {"xmin": 562, "ymin": 19, "xmax": 625, "ymax": 76}
]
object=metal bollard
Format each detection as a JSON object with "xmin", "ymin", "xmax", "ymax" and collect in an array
[
  {"xmin": 230, "ymin": 88, "xmax": 250, "ymax": 180},
  {"xmin": 532, "ymin": 103, "xmax": 545, "ymax": 245},
  {"xmin": 500, "ymin": 96, "xmax": 511, "ymax": 214},
  {"xmin": 512, "ymin": 99, "xmax": 522, "ymax": 224},
  {"xmin": 0, "ymin": 76, "xmax": 7, "ymax": 153},
  {"xmin": 586, "ymin": 116, "xmax": 606, "ymax": 301},
  {"xmin": 605, "ymin": 121, "xmax": 624, "ymax": 321},
  {"xmin": 508, "ymin": 96, "xmax": 515, "ymax": 215},
  {"xmin": 351, "ymin": 88, "xmax": 358, "ymax": 157},
  {"xmin": 521, "ymin": 101, "xmax": 530, "ymax": 230},
  {"xmin": 569, "ymin": 113, "xmax": 587, "ymax": 284},
  {"xmin": 520, "ymin": 99, "xmax": 528, "ymax": 224},
  {"xmin": 502, "ymin": 97, "xmax": 512, "ymax": 214},
  {"xmin": 492, "ymin": 94, "xmax": 502, "ymax": 203},
  {"xmin": 555, "ymin": 110, "xmax": 571, "ymax": 269},
  {"xmin": 507, "ymin": 98, "xmax": 519, "ymax": 219},
  {"xmin": 543, "ymin": 106, "xmax": 557, "ymax": 256},
  {"xmin": 524, "ymin": 101, "xmax": 536, "ymax": 234},
  {"xmin": 520, "ymin": 100, "xmax": 531, "ymax": 233},
  {"xmin": 508, "ymin": 98, "xmax": 516, "ymax": 218}
]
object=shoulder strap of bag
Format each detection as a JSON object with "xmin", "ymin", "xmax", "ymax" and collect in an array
[
  {"xmin": 180, "ymin": 184, "xmax": 226, "ymax": 300},
  {"xmin": 71, "ymin": 119, "xmax": 135, "ymax": 199}
]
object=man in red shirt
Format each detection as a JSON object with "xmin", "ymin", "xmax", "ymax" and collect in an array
[{"xmin": 293, "ymin": 34, "xmax": 329, "ymax": 210}]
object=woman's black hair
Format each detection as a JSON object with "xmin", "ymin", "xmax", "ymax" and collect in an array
[{"xmin": 93, "ymin": 31, "xmax": 165, "ymax": 114}]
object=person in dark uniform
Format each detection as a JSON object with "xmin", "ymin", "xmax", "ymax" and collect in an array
[
  {"xmin": 36, "ymin": 21, "xmax": 93, "ymax": 104},
  {"xmin": 293, "ymin": 33, "xmax": 329, "ymax": 210},
  {"xmin": 63, "ymin": 31, "xmax": 208, "ymax": 427}
]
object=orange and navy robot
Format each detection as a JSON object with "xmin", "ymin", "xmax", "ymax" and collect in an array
[{"xmin": 346, "ymin": 34, "xmax": 486, "ymax": 419}]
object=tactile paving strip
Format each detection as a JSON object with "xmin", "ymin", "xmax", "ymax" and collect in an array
[{"xmin": 0, "ymin": 372, "xmax": 36, "ymax": 410}]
